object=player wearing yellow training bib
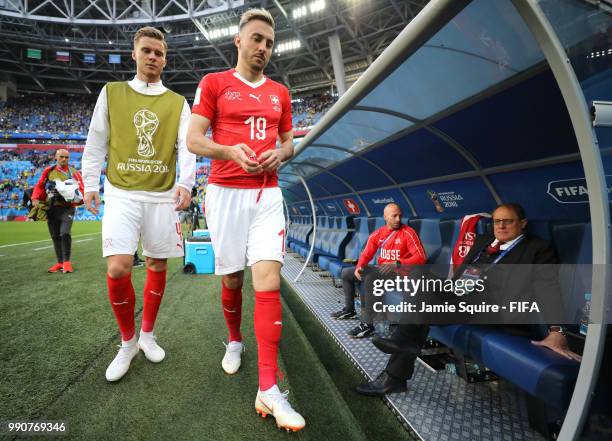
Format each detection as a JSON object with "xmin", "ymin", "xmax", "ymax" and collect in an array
[{"xmin": 82, "ymin": 26, "xmax": 196, "ymax": 383}]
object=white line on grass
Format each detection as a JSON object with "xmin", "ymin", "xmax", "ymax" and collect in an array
[
  {"xmin": 33, "ymin": 238, "xmax": 93, "ymax": 252},
  {"xmin": 0, "ymin": 232, "xmax": 100, "ymax": 249}
]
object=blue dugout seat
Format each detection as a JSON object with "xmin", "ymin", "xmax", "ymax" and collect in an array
[
  {"xmin": 288, "ymin": 216, "xmax": 313, "ymax": 254},
  {"xmin": 409, "ymin": 218, "xmax": 442, "ymax": 263},
  {"xmin": 319, "ymin": 216, "xmax": 369, "ymax": 279}
]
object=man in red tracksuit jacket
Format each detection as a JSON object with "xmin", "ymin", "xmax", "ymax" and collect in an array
[{"xmin": 331, "ymin": 203, "xmax": 427, "ymax": 338}]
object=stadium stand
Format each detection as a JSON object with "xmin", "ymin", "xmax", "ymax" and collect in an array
[
  {"xmin": 0, "ymin": 92, "xmax": 335, "ymax": 141},
  {"xmin": 0, "ymin": 88, "xmax": 332, "ymax": 220},
  {"xmin": 0, "ymin": 147, "xmax": 215, "ymax": 221},
  {"xmin": 292, "ymin": 94, "xmax": 335, "ymax": 129},
  {"xmin": 0, "ymin": 149, "xmax": 85, "ymax": 218},
  {"xmin": 0, "ymin": 95, "xmax": 95, "ymax": 136}
]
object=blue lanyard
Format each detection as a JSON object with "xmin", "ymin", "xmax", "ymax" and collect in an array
[{"xmin": 475, "ymin": 235, "xmax": 524, "ymax": 267}]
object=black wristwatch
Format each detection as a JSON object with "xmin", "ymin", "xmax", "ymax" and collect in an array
[{"xmin": 549, "ymin": 325, "xmax": 567, "ymax": 336}]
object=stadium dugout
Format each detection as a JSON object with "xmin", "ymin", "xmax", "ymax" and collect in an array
[{"xmin": 281, "ymin": 1, "xmax": 611, "ymax": 440}]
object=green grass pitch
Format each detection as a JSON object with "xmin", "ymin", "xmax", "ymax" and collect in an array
[{"xmin": 0, "ymin": 221, "xmax": 413, "ymax": 440}]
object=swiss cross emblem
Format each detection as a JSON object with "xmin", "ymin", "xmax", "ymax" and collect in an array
[
  {"xmin": 270, "ymin": 95, "xmax": 280, "ymax": 105},
  {"xmin": 343, "ymin": 198, "xmax": 360, "ymax": 214}
]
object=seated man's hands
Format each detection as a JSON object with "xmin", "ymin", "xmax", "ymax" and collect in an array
[
  {"xmin": 531, "ymin": 331, "xmax": 582, "ymax": 362},
  {"xmin": 378, "ymin": 262, "xmax": 397, "ymax": 275},
  {"xmin": 354, "ymin": 266, "xmax": 364, "ymax": 281}
]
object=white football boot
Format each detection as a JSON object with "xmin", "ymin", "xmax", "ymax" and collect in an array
[
  {"xmin": 221, "ymin": 341, "xmax": 244, "ymax": 374},
  {"xmin": 138, "ymin": 331, "xmax": 166, "ymax": 363},
  {"xmin": 105, "ymin": 336, "xmax": 139, "ymax": 382},
  {"xmin": 255, "ymin": 385, "xmax": 306, "ymax": 432}
]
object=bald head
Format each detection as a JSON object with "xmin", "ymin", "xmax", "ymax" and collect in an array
[
  {"xmin": 383, "ymin": 203, "xmax": 402, "ymax": 230},
  {"xmin": 55, "ymin": 149, "xmax": 69, "ymax": 168}
]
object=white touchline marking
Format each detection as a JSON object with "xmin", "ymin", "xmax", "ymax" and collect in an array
[
  {"xmin": 33, "ymin": 238, "xmax": 93, "ymax": 251},
  {"xmin": 0, "ymin": 232, "xmax": 101, "ymax": 249}
]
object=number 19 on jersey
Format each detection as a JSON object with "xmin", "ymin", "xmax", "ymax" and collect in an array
[{"xmin": 244, "ymin": 116, "xmax": 267, "ymax": 140}]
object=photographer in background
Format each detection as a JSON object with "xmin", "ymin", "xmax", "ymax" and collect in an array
[
  {"xmin": 32, "ymin": 149, "xmax": 84, "ymax": 273},
  {"xmin": 188, "ymin": 187, "xmax": 202, "ymax": 233}
]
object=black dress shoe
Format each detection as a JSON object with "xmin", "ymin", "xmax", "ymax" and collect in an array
[
  {"xmin": 355, "ymin": 371, "xmax": 407, "ymax": 397},
  {"xmin": 371, "ymin": 335, "xmax": 422, "ymax": 355}
]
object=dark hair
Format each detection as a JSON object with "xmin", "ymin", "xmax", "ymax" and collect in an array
[{"xmin": 492, "ymin": 203, "xmax": 526, "ymax": 220}]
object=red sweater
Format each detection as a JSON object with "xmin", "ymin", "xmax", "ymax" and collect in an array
[{"xmin": 357, "ymin": 224, "xmax": 427, "ymax": 268}]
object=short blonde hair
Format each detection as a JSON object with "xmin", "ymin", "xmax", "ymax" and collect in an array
[
  {"xmin": 239, "ymin": 8, "xmax": 275, "ymax": 30},
  {"xmin": 134, "ymin": 26, "xmax": 167, "ymax": 51}
]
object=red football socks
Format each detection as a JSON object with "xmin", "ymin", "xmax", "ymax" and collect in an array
[
  {"xmin": 254, "ymin": 290, "xmax": 282, "ymax": 391},
  {"xmin": 141, "ymin": 268, "xmax": 167, "ymax": 332},
  {"xmin": 107, "ymin": 273, "xmax": 136, "ymax": 341},
  {"xmin": 222, "ymin": 280, "xmax": 243, "ymax": 342}
]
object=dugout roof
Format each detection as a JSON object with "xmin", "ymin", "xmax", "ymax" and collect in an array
[{"xmin": 280, "ymin": 0, "xmax": 612, "ymax": 222}]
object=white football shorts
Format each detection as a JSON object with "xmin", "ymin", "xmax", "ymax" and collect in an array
[
  {"xmin": 205, "ymin": 184, "xmax": 286, "ymax": 275},
  {"xmin": 102, "ymin": 196, "xmax": 184, "ymax": 259}
]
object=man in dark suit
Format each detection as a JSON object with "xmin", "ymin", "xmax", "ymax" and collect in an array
[{"xmin": 356, "ymin": 203, "xmax": 582, "ymax": 397}]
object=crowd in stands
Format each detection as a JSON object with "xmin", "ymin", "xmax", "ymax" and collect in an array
[
  {"xmin": 0, "ymin": 149, "xmax": 77, "ymax": 217},
  {"xmin": 0, "ymin": 89, "xmax": 334, "ymax": 218},
  {"xmin": 0, "ymin": 91, "xmax": 335, "ymax": 137},
  {"xmin": 292, "ymin": 93, "xmax": 335, "ymax": 129},
  {"xmin": 0, "ymin": 95, "xmax": 96, "ymax": 135},
  {"xmin": 0, "ymin": 149, "xmax": 214, "ymax": 220}
]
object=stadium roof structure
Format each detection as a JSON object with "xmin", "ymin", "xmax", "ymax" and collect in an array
[{"xmin": 0, "ymin": 0, "xmax": 428, "ymax": 96}]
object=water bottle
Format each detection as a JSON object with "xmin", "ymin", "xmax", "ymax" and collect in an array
[
  {"xmin": 579, "ymin": 293, "xmax": 591, "ymax": 336},
  {"xmin": 375, "ymin": 320, "xmax": 390, "ymax": 336},
  {"xmin": 354, "ymin": 298, "xmax": 361, "ymax": 315}
]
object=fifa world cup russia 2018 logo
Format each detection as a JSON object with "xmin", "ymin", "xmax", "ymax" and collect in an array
[
  {"xmin": 133, "ymin": 109, "xmax": 159, "ymax": 157},
  {"xmin": 427, "ymin": 190, "xmax": 445, "ymax": 213}
]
